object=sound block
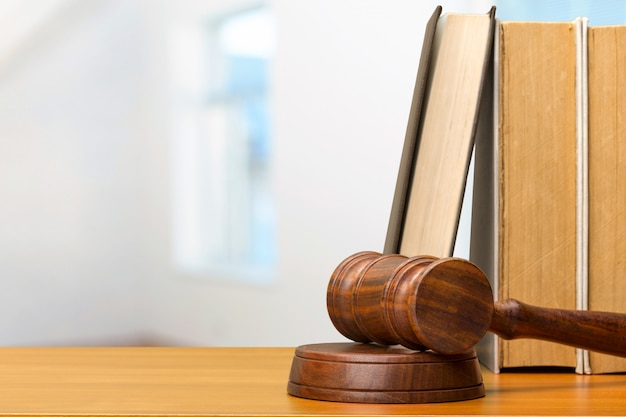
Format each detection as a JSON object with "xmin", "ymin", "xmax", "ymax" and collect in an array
[{"xmin": 287, "ymin": 342, "xmax": 484, "ymax": 404}]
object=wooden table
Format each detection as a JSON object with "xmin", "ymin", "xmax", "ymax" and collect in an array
[{"xmin": 0, "ymin": 347, "xmax": 624, "ymax": 416}]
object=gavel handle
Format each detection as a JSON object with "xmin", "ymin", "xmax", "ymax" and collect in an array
[{"xmin": 490, "ymin": 299, "xmax": 626, "ymax": 358}]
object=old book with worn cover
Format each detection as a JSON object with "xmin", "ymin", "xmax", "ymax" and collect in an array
[
  {"xmin": 471, "ymin": 18, "xmax": 584, "ymax": 372},
  {"xmin": 586, "ymin": 24, "xmax": 626, "ymax": 375}
]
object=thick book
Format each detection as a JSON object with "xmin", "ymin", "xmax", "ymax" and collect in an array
[
  {"xmin": 385, "ymin": 7, "xmax": 495, "ymax": 258},
  {"xmin": 586, "ymin": 24, "xmax": 626, "ymax": 374},
  {"xmin": 471, "ymin": 18, "xmax": 584, "ymax": 372}
]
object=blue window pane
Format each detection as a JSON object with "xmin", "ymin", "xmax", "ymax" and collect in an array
[
  {"xmin": 170, "ymin": 7, "xmax": 275, "ymax": 283},
  {"xmin": 226, "ymin": 56, "xmax": 267, "ymax": 94}
]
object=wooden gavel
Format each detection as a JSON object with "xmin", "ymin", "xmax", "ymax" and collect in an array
[{"xmin": 327, "ymin": 251, "xmax": 626, "ymax": 356}]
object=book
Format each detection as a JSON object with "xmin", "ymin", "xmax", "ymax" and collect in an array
[
  {"xmin": 384, "ymin": 5, "xmax": 441, "ymax": 254},
  {"xmin": 586, "ymin": 24, "xmax": 626, "ymax": 374},
  {"xmin": 384, "ymin": 7, "xmax": 495, "ymax": 258},
  {"xmin": 471, "ymin": 18, "xmax": 584, "ymax": 372}
]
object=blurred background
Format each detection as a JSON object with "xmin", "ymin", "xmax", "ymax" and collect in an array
[{"xmin": 1, "ymin": 0, "xmax": 623, "ymax": 347}]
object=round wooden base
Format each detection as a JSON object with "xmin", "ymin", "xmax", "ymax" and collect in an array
[{"xmin": 287, "ymin": 343, "xmax": 484, "ymax": 404}]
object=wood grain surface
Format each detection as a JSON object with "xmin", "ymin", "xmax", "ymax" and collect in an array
[{"xmin": 0, "ymin": 347, "xmax": 625, "ymax": 416}]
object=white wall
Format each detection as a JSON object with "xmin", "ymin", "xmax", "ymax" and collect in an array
[
  {"xmin": 0, "ymin": 0, "xmax": 155, "ymax": 345},
  {"xmin": 0, "ymin": 0, "xmax": 491, "ymax": 346}
]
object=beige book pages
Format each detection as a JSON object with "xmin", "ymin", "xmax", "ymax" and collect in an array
[{"xmin": 399, "ymin": 12, "xmax": 493, "ymax": 258}]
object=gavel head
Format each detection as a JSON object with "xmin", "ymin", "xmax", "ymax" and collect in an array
[{"xmin": 327, "ymin": 252, "xmax": 494, "ymax": 355}]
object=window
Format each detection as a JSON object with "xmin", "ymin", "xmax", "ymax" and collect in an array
[{"xmin": 170, "ymin": 7, "xmax": 275, "ymax": 283}]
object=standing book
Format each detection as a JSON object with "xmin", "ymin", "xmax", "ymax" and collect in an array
[
  {"xmin": 470, "ymin": 18, "xmax": 584, "ymax": 372},
  {"xmin": 385, "ymin": 7, "xmax": 495, "ymax": 258},
  {"xmin": 586, "ymin": 24, "xmax": 626, "ymax": 374}
]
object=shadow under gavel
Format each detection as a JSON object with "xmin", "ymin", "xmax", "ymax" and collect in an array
[{"xmin": 327, "ymin": 251, "xmax": 626, "ymax": 356}]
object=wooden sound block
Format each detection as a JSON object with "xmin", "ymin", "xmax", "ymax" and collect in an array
[{"xmin": 287, "ymin": 342, "xmax": 484, "ymax": 404}]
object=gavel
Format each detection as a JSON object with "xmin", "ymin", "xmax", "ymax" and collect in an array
[{"xmin": 327, "ymin": 251, "xmax": 626, "ymax": 356}]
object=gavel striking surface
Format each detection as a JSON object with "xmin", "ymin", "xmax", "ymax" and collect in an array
[{"xmin": 288, "ymin": 343, "xmax": 485, "ymax": 403}]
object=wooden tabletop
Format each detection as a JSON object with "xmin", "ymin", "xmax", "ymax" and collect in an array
[{"xmin": 0, "ymin": 346, "xmax": 624, "ymax": 416}]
